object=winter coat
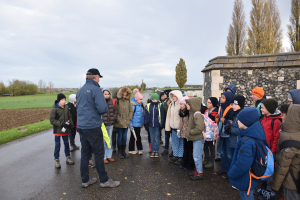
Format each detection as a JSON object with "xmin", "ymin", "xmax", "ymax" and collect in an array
[
  {"xmin": 254, "ymin": 99, "xmax": 264, "ymax": 119},
  {"xmin": 111, "ymin": 88, "xmax": 120, "ymax": 99},
  {"xmin": 49, "ymin": 101, "xmax": 74, "ymax": 134},
  {"xmin": 130, "ymin": 98, "xmax": 144, "ymax": 127},
  {"xmin": 143, "ymin": 101, "xmax": 165, "ymax": 127},
  {"xmin": 225, "ymin": 84, "xmax": 237, "ymax": 95},
  {"xmin": 66, "ymin": 102, "xmax": 77, "ymax": 125},
  {"xmin": 76, "ymin": 79, "xmax": 108, "ymax": 129},
  {"xmin": 226, "ymin": 109, "xmax": 242, "ymax": 148},
  {"xmin": 165, "ymin": 90, "xmax": 183, "ymax": 131},
  {"xmin": 218, "ymin": 92, "xmax": 234, "ymax": 138},
  {"xmin": 114, "ymin": 87, "xmax": 133, "ymax": 128},
  {"xmin": 289, "ymin": 89, "xmax": 300, "ymax": 104},
  {"xmin": 185, "ymin": 97, "xmax": 205, "ymax": 141},
  {"xmin": 272, "ymin": 104, "xmax": 300, "ymax": 191},
  {"xmin": 178, "ymin": 109, "xmax": 189, "ymax": 138},
  {"xmin": 103, "ymin": 97, "xmax": 118, "ymax": 126},
  {"xmin": 228, "ymin": 121, "xmax": 266, "ymax": 191},
  {"xmin": 260, "ymin": 110, "xmax": 282, "ymax": 153},
  {"xmin": 204, "ymin": 107, "xmax": 218, "ymax": 122}
]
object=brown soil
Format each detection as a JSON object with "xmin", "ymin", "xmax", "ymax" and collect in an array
[{"xmin": 0, "ymin": 108, "xmax": 51, "ymax": 131}]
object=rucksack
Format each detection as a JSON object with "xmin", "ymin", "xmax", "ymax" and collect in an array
[
  {"xmin": 112, "ymin": 99, "xmax": 115, "ymax": 109},
  {"xmin": 240, "ymin": 136, "xmax": 274, "ymax": 195},
  {"xmin": 53, "ymin": 104, "xmax": 68, "ymax": 120},
  {"xmin": 259, "ymin": 118, "xmax": 282, "ymax": 130},
  {"xmin": 194, "ymin": 111, "xmax": 219, "ymax": 141}
]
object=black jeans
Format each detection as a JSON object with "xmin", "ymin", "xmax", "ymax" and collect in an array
[
  {"xmin": 79, "ymin": 126, "xmax": 109, "ymax": 183},
  {"xmin": 129, "ymin": 127, "xmax": 143, "ymax": 151},
  {"xmin": 204, "ymin": 141, "xmax": 215, "ymax": 163},
  {"xmin": 68, "ymin": 127, "xmax": 77, "ymax": 146},
  {"xmin": 112, "ymin": 130, "xmax": 117, "ymax": 149},
  {"xmin": 182, "ymin": 138, "xmax": 195, "ymax": 169}
]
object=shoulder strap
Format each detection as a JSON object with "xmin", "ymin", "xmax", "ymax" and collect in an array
[
  {"xmin": 280, "ymin": 140, "xmax": 300, "ymax": 150},
  {"xmin": 222, "ymin": 105, "xmax": 232, "ymax": 118},
  {"xmin": 271, "ymin": 118, "xmax": 282, "ymax": 129},
  {"xmin": 240, "ymin": 136, "xmax": 251, "ymax": 147},
  {"xmin": 112, "ymin": 99, "xmax": 115, "ymax": 109},
  {"xmin": 53, "ymin": 105, "xmax": 59, "ymax": 120},
  {"xmin": 133, "ymin": 105, "xmax": 136, "ymax": 114},
  {"xmin": 194, "ymin": 111, "xmax": 201, "ymax": 118}
]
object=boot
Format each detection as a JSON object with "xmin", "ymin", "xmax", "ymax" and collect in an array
[
  {"xmin": 118, "ymin": 146, "xmax": 124, "ymax": 159},
  {"xmin": 122, "ymin": 145, "xmax": 128, "ymax": 158},
  {"xmin": 55, "ymin": 159, "xmax": 61, "ymax": 168},
  {"xmin": 148, "ymin": 143, "xmax": 152, "ymax": 153}
]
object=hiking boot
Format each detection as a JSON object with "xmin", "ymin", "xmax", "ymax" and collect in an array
[
  {"xmin": 107, "ymin": 158, "xmax": 114, "ymax": 162},
  {"xmin": 204, "ymin": 161, "xmax": 213, "ymax": 169},
  {"xmin": 214, "ymin": 170, "xmax": 225, "ymax": 176},
  {"xmin": 89, "ymin": 160, "xmax": 96, "ymax": 168},
  {"xmin": 118, "ymin": 146, "xmax": 124, "ymax": 159},
  {"xmin": 175, "ymin": 157, "xmax": 183, "ymax": 165},
  {"xmin": 138, "ymin": 150, "xmax": 143, "ymax": 155},
  {"xmin": 66, "ymin": 156, "xmax": 74, "ymax": 165},
  {"xmin": 202, "ymin": 160, "xmax": 208, "ymax": 165},
  {"xmin": 148, "ymin": 144, "xmax": 152, "ymax": 153},
  {"xmin": 169, "ymin": 156, "xmax": 178, "ymax": 163},
  {"xmin": 254, "ymin": 188, "xmax": 266, "ymax": 196},
  {"xmin": 190, "ymin": 171, "xmax": 204, "ymax": 180},
  {"xmin": 161, "ymin": 149, "xmax": 169, "ymax": 155},
  {"xmin": 232, "ymin": 185, "xmax": 239, "ymax": 190},
  {"xmin": 155, "ymin": 152, "xmax": 159, "ymax": 157},
  {"xmin": 258, "ymin": 190, "xmax": 276, "ymax": 200},
  {"xmin": 129, "ymin": 151, "xmax": 137, "ymax": 154},
  {"xmin": 100, "ymin": 178, "xmax": 120, "ymax": 188},
  {"xmin": 151, "ymin": 152, "xmax": 155, "ymax": 158},
  {"xmin": 82, "ymin": 177, "xmax": 97, "ymax": 188},
  {"xmin": 122, "ymin": 145, "xmax": 128, "ymax": 158},
  {"xmin": 104, "ymin": 159, "xmax": 108, "ymax": 164},
  {"xmin": 169, "ymin": 151, "xmax": 173, "ymax": 157},
  {"xmin": 55, "ymin": 159, "xmax": 61, "ymax": 168}
]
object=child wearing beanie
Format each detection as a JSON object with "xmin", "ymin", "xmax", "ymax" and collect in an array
[
  {"xmin": 251, "ymin": 87, "xmax": 265, "ymax": 118},
  {"xmin": 256, "ymin": 99, "xmax": 282, "ymax": 199},
  {"xmin": 203, "ymin": 97, "xmax": 219, "ymax": 169},
  {"xmin": 129, "ymin": 89, "xmax": 144, "ymax": 155},
  {"xmin": 228, "ymin": 108, "xmax": 266, "ymax": 199},
  {"xmin": 144, "ymin": 93, "xmax": 165, "ymax": 158}
]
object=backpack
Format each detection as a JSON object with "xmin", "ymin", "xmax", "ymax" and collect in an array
[
  {"xmin": 259, "ymin": 118, "xmax": 282, "ymax": 130},
  {"xmin": 112, "ymin": 99, "xmax": 115, "ymax": 109},
  {"xmin": 240, "ymin": 136, "xmax": 274, "ymax": 195},
  {"xmin": 53, "ymin": 104, "xmax": 69, "ymax": 120},
  {"xmin": 194, "ymin": 111, "xmax": 219, "ymax": 141}
]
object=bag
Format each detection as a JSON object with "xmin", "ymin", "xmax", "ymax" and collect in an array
[
  {"xmin": 259, "ymin": 118, "xmax": 282, "ymax": 129},
  {"xmin": 194, "ymin": 111, "xmax": 219, "ymax": 141}
]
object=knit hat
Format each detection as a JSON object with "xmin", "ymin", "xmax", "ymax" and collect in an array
[
  {"xmin": 179, "ymin": 96, "xmax": 189, "ymax": 105},
  {"xmin": 233, "ymin": 95, "xmax": 245, "ymax": 109},
  {"xmin": 57, "ymin": 93, "xmax": 66, "ymax": 102},
  {"xmin": 151, "ymin": 93, "xmax": 159, "ymax": 101},
  {"xmin": 251, "ymin": 87, "xmax": 264, "ymax": 99},
  {"xmin": 209, "ymin": 97, "xmax": 218, "ymax": 108},
  {"xmin": 102, "ymin": 88, "xmax": 111, "ymax": 94},
  {"xmin": 133, "ymin": 88, "xmax": 143, "ymax": 101},
  {"xmin": 163, "ymin": 89, "xmax": 172, "ymax": 98},
  {"xmin": 238, "ymin": 107, "xmax": 260, "ymax": 128},
  {"xmin": 262, "ymin": 99, "xmax": 278, "ymax": 114}
]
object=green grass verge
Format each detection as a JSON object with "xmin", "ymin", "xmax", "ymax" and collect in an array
[{"xmin": 0, "ymin": 120, "xmax": 52, "ymax": 145}]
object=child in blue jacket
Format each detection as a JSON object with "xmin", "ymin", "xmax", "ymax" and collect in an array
[
  {"xmin": 228, "ymin": 108, "xmax": 266, "ymax": 200},
  {"xmin": 144, "ymin": 93, "xmax": 165, "ymax": 158}
]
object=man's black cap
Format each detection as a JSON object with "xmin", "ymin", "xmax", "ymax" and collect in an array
[{"xmin": 87, "ymin": 68, "xmax": 103, "ymax": 78}]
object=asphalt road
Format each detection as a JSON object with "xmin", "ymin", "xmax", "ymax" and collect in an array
[{"xmin": 0, "ymin": 90, "xmax": 243, "ymax": 200}]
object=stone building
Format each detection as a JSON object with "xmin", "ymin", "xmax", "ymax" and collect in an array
[{"xmin": 201, "ymin": 52, "xmax": 300, "ymax": 106}]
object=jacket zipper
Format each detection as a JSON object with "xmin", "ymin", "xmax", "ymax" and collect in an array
[{"xmin": 152, "ymin": 104, "xmax": 155, "ymax": 127}]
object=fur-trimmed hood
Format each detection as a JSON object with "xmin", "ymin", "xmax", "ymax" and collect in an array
[
  {"xmin": 169, "ymin": 90, "xmax": 183, "ymax": 103},
  {"xmin": 117, "ymin": 87, "xmax": 132, "ymax": 99}
]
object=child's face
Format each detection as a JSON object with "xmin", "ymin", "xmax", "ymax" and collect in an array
[
  {"xmin": 206, "ymin": 99, "xmax": 213, "ymax": 109},
  {"xmin": 232, "ymin": 103, "xmax": 241, "ymax": 111},
  {"xmin": 161, "ymin": 94, "xmax": 166, "ymax": 100},
  {"xmin": 220, "ymin": 94, "xmax": 226, "ymax": 104},
  {"xmin": 186, "ymin": 103, "xmax": 191, "ymax": 110},
  {"xmin": 252, "ymin": 94, "xmax": 260, "ymax": 102},
  {"xmin": 122, "ymin": 92, "xmax": 127, "ymax": 98},
  {"xmin": 172, "ymin": 96, "xmax": 178, "ymax": 102},
  {"xmin": 59, "ymin": 98, "xmax": 66, "ymax": 106},
  {"xmin": 103, "ymin": 91, "xmax": 110, "ymax": 99},
  {"xmin": 238, "ymin": 120, "xmax": 247, "ymax": 129},
  {"xmin": 137, "ymin": 99, "xmax": 143, "ymax": 104},
  {"xmin": 261, "ymin": 103, "xmax": 271, "ymax": 116},
  {"xmin": 74, "ymin": 97, "xmax": 77, "ymax": 103},
  {"xmin": 180, "ymin": 103, "xmax": 186, "ymax": 110},
  {"xmin": 282, "ymin": 113, "xmax": 287, "ymax": 122},
  {"xmin": 152, "ymin": 99, "xmax": 158, "ymax": 102}
]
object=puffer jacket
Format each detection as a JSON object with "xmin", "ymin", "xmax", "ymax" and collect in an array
[
  {"xmin": 260, "ymin": 110, "xmax": 282, "ymax": 153},
  {"xmin": 144, "ymin": 101, "xmax": 165, "ymax": 127},
  {"xmin": 114, "ymin": 87, "xmax": 133, "ymax": 128},
  {"xmin": 228, "ymin": 121, "xmax": 266, "ymax": 191},
  {"xmin": 185, "ymin": 97, "xmax": 205, "ymax": 141},
  {"xmin": 130, "ymin": 98, "xmax": 144, "ymax": 127},
  {"xmin": 225, "ymin": 109, "xmax": 242, "ymax": 148},
  {"xmin": 103, "ymin": 97, "xmax": 118, "ymax": 126},
  {"xmin": 272, "ymin": 104, "xmax": 300, "ymax": 191},
  {"xmin": 178, "ymin": 108, "xmax": 189, "ymax": 138},
  {"xmin": 165, "ymin": 90, "xmax": 183, "ymax": 131},
  {"xmin": 49, "ymin": 101, "xmax": 74, "ymax": 134}
]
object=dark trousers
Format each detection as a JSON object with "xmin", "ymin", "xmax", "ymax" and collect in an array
[
  {"xmin": 117, "ymin": 128, "xmax": 128, "ymax": 146},
  {"xmin": 204, "ymin": 141, "xmax": 215, "ymax": 163},
  {"xmin": 54, "ymin": 135, "xmax": 70, "ymax": 159},
  {"xmin": 112, "ymin": 130, "xmax": 117, "ymax": 150},
  {"xmin": 147, "ymin": 130, "xmax": 151, "ymax": 144},
  {"xmin": 164, "ymin": 131, "xmax": 171, "ymax": 150},
  {"xmin": 79, "ymin": 126, "xmax": 108, "ymax": 183},
  {"xmin": 220, "ymin": 137, "xmax": 231, "ymax": 173},
  {"xmin": 182, "ymin": 138, "xmax": 195, "ymax": 169},
  {"xmin": 129, "ymin": 127, "xmax": 143, "ymax": 151},
  {"xmin": 68, "ymin": 127, "xmax": 77, "ymax": 146}
]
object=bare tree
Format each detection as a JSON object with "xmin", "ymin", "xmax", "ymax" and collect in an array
[
  {"xmin": 48, "ymin": 81, "xmax": 54, "ymax": 94},
  {"xmin": 288, "ymin": 0, "xmax": 300, "ymax": 52},
  {"xmin": 42, "ymin": 81, "xmax": 47, "ymax": 93},
  {"xmin": 38, "ymin": 79, "xmax": 43, "ymax": 93},
  {"xmin": 226, "ymin": 0, "xmax": 247, "ymax": 55}
]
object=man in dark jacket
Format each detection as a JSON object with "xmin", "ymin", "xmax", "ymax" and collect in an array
[{"xmin": 77, "ymin": 68, "xmax": 120, "ymax": 188}]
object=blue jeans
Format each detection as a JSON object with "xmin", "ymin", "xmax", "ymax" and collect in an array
[
  {"xmin": 228, "ymin": 147, "xmax": 235, "ymax": 161},
  {"xmin": 164, "ymin": 130, "xmax": 171, "ymax": 150},
  {"xmin": 220, "ymin": 137, "xmax": 231, "ymax": 173},
  {"xmin": 117, "ymin": 128, "xmax": 128, "ymax": 146},
  {"xmin": 193, "ymin": 139, "xmax": 204, "ymax": 173},
  {"xmin": 79, "ymin": 126, "xmax": 109, "ymax": 183},
  {"xmin": 172, "ymin": 129, "xmax": 184, "ymax": 157},
  {"xmin": 54, "ymin": 135, "xmax": 70, "ymax": 159},
  {"xmin": 104, "ymin": 125, "xmax": 113, "ymax": 159},
  {"xmin": 240, "ymin": 190, "xmax": 254, "ymax": 200},
  {"xmin": 149, "ymin": 126, "xmax": 160, "ymax": 152}
]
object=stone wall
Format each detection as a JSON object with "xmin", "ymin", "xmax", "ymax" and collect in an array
[{"xmin": 201, "ymin": 52, "xmax": 300, "ymax": 106}]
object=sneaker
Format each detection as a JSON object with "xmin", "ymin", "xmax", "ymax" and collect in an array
[
  {"xmin": 129, "ymin": 151, "xmax": 137, "ymax": 154},
  {"xmin": 70, "ymin": 145, "xmax": 75, "ymax": 151},
  {"xmin": 151, "ymin": 152, "xmax": 155, "ymax": 158},
  {"xmin": 190, "ymin": 172, "xmax": 204, "ymax": 180},
  {"xmin": 161, "ymin": 149, "xmax": 169, "ymax": 155},
  {"xmin": 232, "ymin": 185, "xmax": 239, "ymax": 190},
  {"xmin": 66, "ymin": 156, "xmax": 74, "ymax": 165},
  {"xmin": 155, "ymin": 152, "xmax": 159, "ymax": 157},
  {"xmin": 82, "ymin": 177, "xmax": 97, "ymax": 188},
  {"xmin": 214, "ymin": 170, "xmax": 225, "ymax": 176},
  {"xmin": 204, "ymin": 162, "xmax": 213, "ymax": 169},
  {"xmin": 258, "ymin": 190, "xmax": 276, "ymax": 200},
  {"xmin": 254, "ymin": 188, "xmax": 265, "ymax": 196},
  {"xmin": 104, "ymin": 159, "xmax": 108, "ymax": 164},
  {"xmin": 107, "ymin": 158, "xmax": 114, "ymax": 162},
  {"xmin": 175, "ymin": 157, "xmax": 183, "ymax": 165},
  {"xmin": 138, "ymin": 150, "xmax": 143, "ymax": 155},
  {"xmin": 215, "ymin": 158, "xmax": 221, "ymax": 162},
  {"xmin": 100, "ymin": 178, "xmax": 120, "ymax": 188},
  {"xmin": 202, "ymin": 160, "xmax": 208, "ymax": 165},
  {"xmin": 89, "ymin": 160, "xmax": 96, "ymax": 168},
  {"xmin": 189, "ymin": 170, "xmax": 197, "ymax": 176},
  {"xmin": 221, "ymin": 173, "xmax": 228, "ymax": 179},
  {"xmin": 55, "ymin": 159, "xmax": 61, "ymax": 168},
  {"xmin": 169, "ymin": 156, "xmax": 178, "ymax": 163}
]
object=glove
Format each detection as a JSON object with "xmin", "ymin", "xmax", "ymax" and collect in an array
[
  {"xmin": 224, "ymin": 126, "xmax": 231, "ymax": 135},
  {"xmin": 177, "ymin": 130, "xmax": 181, "ymax": 138},
  {"xmin": 144, "ymin": 124, "xmax": 149, "ymax": 132}
]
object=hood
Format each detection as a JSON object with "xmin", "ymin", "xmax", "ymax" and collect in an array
[
  {"xmin": 185, "ymin": 97, "xmax": 201, "ymax": 113},
  {"xmin": 221, "ymin": 91, "xmax": 234, "ymax": 110},
  {"xmin": 69, "ymin": 94, "xmax": 76, "ymax": 104},
  {"xmin": 239, "ymin": 121, "xmax": 266, "ymax": 141},
  {"xmin": 289, "ymin": 89, "xmax": 300, "ymax": 104},
  {"xmin": 169, "ymin": 90, "xmax": 183, "ymax": 103},
  {"xmin": 282, "ymin": 104, "xmax": 300, "ymax": 133},
  {"xmin": 117, "ymin": 87, "xmax": 132, "ymax": 99},
  {"xmin": 131, "ymin": 97, "xmax": 142, "ymax": 106},
  {"xmin": 111, "ymin": 88, "xmax": 120, "ymax": 99},
  {"xmin": 225, "ymin": 84, "xmax": 236, "ymax": 95},
  {"xmin": 270, "ymin": 109, "xmax": 282, "ymax": 118}
]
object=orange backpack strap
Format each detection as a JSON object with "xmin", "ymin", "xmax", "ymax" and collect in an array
[
  {"xmin": 112, "ymin": 99, "xmax": 115, "ymax": 109},
  {"xmin": 222, "ymin": 105, "xmax": 232, "ymax": 118}
]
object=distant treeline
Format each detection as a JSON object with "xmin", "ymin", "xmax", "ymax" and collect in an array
[{"xmin": 0, "ymin": 79, "xmax": 38, "ymax": 96}]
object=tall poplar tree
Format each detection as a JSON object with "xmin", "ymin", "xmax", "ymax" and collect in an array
[
  {"xmin": 288, "ymin": 0, "xmax": 300, "ymax": 51},
  {"xmin": 175, "ymin": 58, "xmax": 187, "ymax": 90}
]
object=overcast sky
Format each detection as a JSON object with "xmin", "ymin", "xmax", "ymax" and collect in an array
[{"xmin": 0, "ymin": 0, "xmax": 291, "ymax": 88}]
